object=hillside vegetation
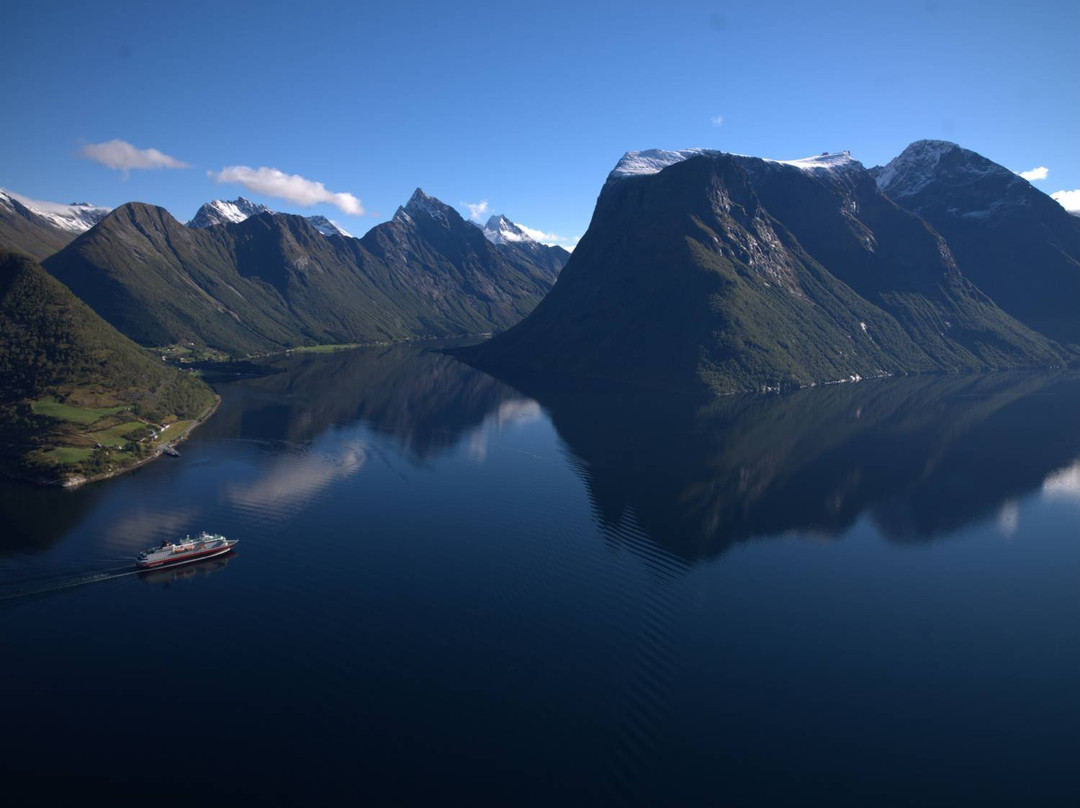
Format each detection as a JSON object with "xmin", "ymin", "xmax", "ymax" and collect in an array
[
  {"xmin": 43, "ymin": 195, "xmax": 564, "ymax": 357},
  {"xmin": 0, "ymin": 252, "xmax": 218, "ymax": 484}
]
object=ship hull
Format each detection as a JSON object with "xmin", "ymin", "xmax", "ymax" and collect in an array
[{"xmin": 135, "ymin": 541, "xmax": 237, "ymax": 569}]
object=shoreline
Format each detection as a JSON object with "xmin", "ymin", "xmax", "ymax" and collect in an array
[
  {"xmin": 0, "ymin": 335, "xmax": 486, "ymax": 491},
  {"xmin": 0, "ymin": 395, "xmax": 222, "ymax": 490}
]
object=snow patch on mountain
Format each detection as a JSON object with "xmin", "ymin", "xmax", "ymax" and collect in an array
[
  {"xmin": 188, "ymin": 197, "xmax": 271, "ymax": 228},
  {"xmin": 188, "ymin": 197, "xmax": 355, "ymax": 236},
  {"xmin": 481, "ymin": 214, "xmax": 577, "ymax": 252},
  {"xmin": 771, "ymin": 151, "xmax": 859, "ymax": 173},
  {"xmin": 609, "ymin": 149, "xmax": 715, "ymax": 179},
  {"xmin": 0, "ymin": 188, "xmax": 111, "ymax": 232},
  {"xmin": 873, "ymin": 140, "xmax": 1019, "ymax": 200},
  {"xmin": 610, "ymin": 148, "xmax": 861, "ymax": 181},
  {"xmin": 872, "ymin": 140, "xmax": 957, "ymax": 196},
  {"xmin": 305, "ymin": 216, "xmax": 352, "ymax": 237}
]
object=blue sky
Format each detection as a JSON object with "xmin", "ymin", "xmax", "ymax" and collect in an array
[{"xmin": 2, "ymin": 0, "xmax": 1078, "ymax": 245}]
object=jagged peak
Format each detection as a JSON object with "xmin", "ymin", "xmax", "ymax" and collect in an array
[
  {"xmin": 482, "ymin": 214, "xmax": 533, "ymax": 246},
  {"xmin": 188, "ymin": 197, "xmax": 272, "ymax": 227},
  {"xmin": 407, "ymin": 187, "xmax": 433, "ymax": 205},
  {"xmin": 400, "ymin": 187, "xmax": 456, "ymax": 228}
]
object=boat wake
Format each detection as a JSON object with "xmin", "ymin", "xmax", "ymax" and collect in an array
[
  {"xmin": 0, "ymin": 565, "xmax": 141, "ymax": 603},
  {"xmin": 0, "ymin": 551, "xmax": 236, "ymax": 603}
]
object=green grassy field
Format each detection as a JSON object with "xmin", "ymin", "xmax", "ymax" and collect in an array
[
  {"xmin": 37, "ymin": 446, "xmax": 94, "ymax": 466},
  {"xmin": 31, "ymin": 399, "xmax": 129, "ymax": 425},
  {"xmin": 87, "ymin": 420, "xmax": 147, "ymax": 447},
  {"xmin": 155, "ymin": 420, "xmax": 195, "ymax": 445}
]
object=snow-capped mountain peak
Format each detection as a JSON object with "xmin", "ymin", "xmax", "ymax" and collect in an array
[
  {"xmin": 872, "ymin": 140, "xmax": 961, "ymax": 197},
  {"xmin": 187, "ymin": 197, "xmax": 272, "ymax": 228},
  {"xmin": 0, "ymin": 188, "xmax": 111, "ymax": 233},
  {"xmin": 872, "ymin": 139, "xmax": 1020, "ymax": 201},
  {"xmin": 187, "ymin": 197, "xmax": 354, "ymax": 237},
  {"xmin": 482, "ymin": 214, "xmax": 537, "ymax": 246},
  {"xmin": 305, "ymin": 215, "xmax": 353, "ymax": 238}
]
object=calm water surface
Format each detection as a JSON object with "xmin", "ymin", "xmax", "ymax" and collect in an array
[{"xmin": 2, "ymin": 345, "xmax": 1079, "ymax": 806}]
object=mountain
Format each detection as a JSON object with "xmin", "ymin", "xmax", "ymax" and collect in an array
[
  {"xmin": 0, "ymin": 189, "xmax": 111, "ymax": 261},
  {"xmin": 188, "ymin": 196, "xmax": 354, "ymax": 237},
  {"xmin": 359, "ymin": 189, "xmax": 562, "ymax": 322},
  {"xmin": 306, "ymin": 215, "xmax": 352, "ymax": 237},
  {"xmin": 0, "ymin": 251, "xmax": 217, "ymax": 484},
  {"xmin": 187, "ymin": 196, "xmax": 271, "ymax": 228},
  {"xmin": 43, "ymin": 190, "xmax": 561, "ymax": 356},
  {"xmin": 873, "ymin": 140, "xmax": 1080, "ymax": 348},
  {"xmin": 458, "ymin": 148, "xmax": 1066, "ymax": 397},
  {"xmin": 482, "ymin": 214, "xmax": 570, "ymax": 276}
]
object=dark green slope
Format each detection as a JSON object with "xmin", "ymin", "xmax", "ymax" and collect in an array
[
  {"xmin": 461, "ymin": 153, "xmax": 1063, "ymax": 396},
  {"xmin": 43, "ymin": 203, "xmax": 287, "ymax": 354},
  {"xmin": 43, "ymin": 194, "xmax": 559, "ymax": 357},
  {"xmin": 43, "ymin": 203, "xmax": 390, "ymax": 355},
  {"xmin": 0, "ymin": 252, "xmax": 217, "ymax": 482}
]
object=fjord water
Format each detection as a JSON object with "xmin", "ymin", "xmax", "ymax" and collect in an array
[{"xmin": 2, "ymin": 346, "xmax": 1079, "ymax": 806}]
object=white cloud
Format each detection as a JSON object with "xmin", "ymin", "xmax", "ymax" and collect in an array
[
  {"xmin": 80, "ymin": 139, "xmax": 189, "ymax": 177},
  {"xmin": 1043, "ymin": 461, "xmax": 1080, "ymax": 502},
  {"xmin": 1051, "ymin": 189, "xmax": 1080, "ymax": 214},
  {"xmin": 209, "ymin": 166, "xmax": 364, "ymax": 215},
  {"xmin": 516, "ymin": 222, "xmax": 580, "ymax": 251},
  {"xmin": 996, "ymin": 500, "xmax": 1019, "ymax": 538},
  {"xmin": 463, "ymin": 200, "xmax": 489, "ymax": 222},
  {"xmin": 228, "ymin": 442, "xmax": 366, "ymax": 513},
  {"xmin": 711, "ymin": 115, "xmax": 724, "ymax": 127},
  {"xmin": 1017, "ymin": 166, "xmax": 1049, "ymax": 181}
]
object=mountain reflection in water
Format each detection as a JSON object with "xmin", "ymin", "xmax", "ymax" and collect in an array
[
  {"xmin": 200, "ymin": 343, "xmax": 536, "ymax": 462},
  {"xmin": 500, "ymin": 369, "xmax": 1080, "ymax": 561},
  {"xmin": 0, "ymin": 343, "xmax": 536, "ymax": 556},
  {"xmin": 2, "ymin": 341, "xmax": 1078, "ymax": 569}
]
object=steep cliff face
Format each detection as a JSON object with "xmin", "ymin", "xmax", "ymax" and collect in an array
[{"xmin": 460, "ymin": 150, "xmax": 1063, "ymax": 397}]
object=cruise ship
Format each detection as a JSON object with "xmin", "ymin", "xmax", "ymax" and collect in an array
[{"xmin": 135, "ymin": 532, "xmax": 238, "ymax": 569}]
